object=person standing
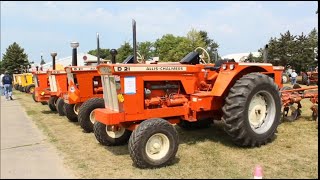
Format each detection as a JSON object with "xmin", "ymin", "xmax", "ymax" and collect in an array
[
  {"xmin": 0, "ymin": 73, "xmax": 4, "ymax": 96},
  {"xmin": 290, "ymin": 69, "xmax": 298, "ymax": 85},
  {"xmin": 2, "ymin": 71, "xmax": 13, "ymax": 100}
]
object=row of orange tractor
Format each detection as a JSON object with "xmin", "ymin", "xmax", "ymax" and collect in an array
[{"xmin": 15, "ymin": 23, "xmax": 318, "ymax": 169}]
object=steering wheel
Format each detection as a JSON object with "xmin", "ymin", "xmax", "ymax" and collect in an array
[
  {"xmin": 136, "ymin": 52, "xmax": 144, "ymax": 64},
  {"xmin": 194, "ymin": 47, "xmax": 211, "ymax": 64}
]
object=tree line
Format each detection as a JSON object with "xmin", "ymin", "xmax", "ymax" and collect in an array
[
  {"xmin": 88, "ymin": 29, "xmax": 219, "ymax": 63},
  {"xmin": 0, "ymin": 28, "xmax": 317, "ymax": 74}
]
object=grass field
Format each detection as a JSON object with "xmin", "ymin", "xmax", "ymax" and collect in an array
[{"xmin": 13, "ymin": 85, "xmax": 318, "ymax": 179}]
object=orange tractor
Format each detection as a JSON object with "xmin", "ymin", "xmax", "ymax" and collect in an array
[
  {"xmin": 91, "ymin": 47, "xmax": 284, "ymax": 168},
  {"xmin": 64, "ymin": 54, "xmax": 136, "ymax": 131},
  {"xmin": 63, "ymin": 65, "xmax": 102, "ymax": 123},
  {"xmin": 32, "ymin": 68, "xmax": 50, "ymax": 105},
  {"xmin": 47, "ymin": 69, "xmax": 68, "ymax": 112},
  {"xmin": 301, "ymin": 67, "xmax": 318, "ymax": 86}
]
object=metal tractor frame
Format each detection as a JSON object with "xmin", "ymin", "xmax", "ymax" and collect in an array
[{"xmin": 281, "ymin": 85, "xmax": 318, "ymax": 123}]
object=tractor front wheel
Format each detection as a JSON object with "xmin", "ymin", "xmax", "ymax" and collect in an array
[
  {"xmin": 78, "ymin": 98, "xmax": 105, "ymax": 133},
  {"xmin": 56, "ymin": 97, "xmax": 66, "ymax": 116},
  {"xmin": 222, "ymin": 73, "xmax": 281, "ymax": 147},
  {"xmin": 64, "ymin": 103, "xmax": 80, "ymax": 122},
  {"xmin": 93, "ymin": 121, "xmax": 131, "ymax": 146},
  {"xmin": 26, "ymin": 84, "xmax": 35, "ymax": 94},
  {"xmin": 32, "ymin": 91, "xmax": 38, "ymax": 102},
  {"xmin": 48, "ymin": 96, "xmax": 58, "ymax": 111},
  {"xmin": 128, "ymin": 118, "xmax": 179, "ymax": 169}
]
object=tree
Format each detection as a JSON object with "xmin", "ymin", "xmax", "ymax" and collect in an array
[
  {"xmin": 1, "ymin": 42, "xmax": 30, "ymax": 74},
  {"xmin": 260, "ymin": 28, "xmax": 318, "ymax": 72},
  {"xmin": 246, "ymin": 52, "xmax": 254, "ymax": 62},
  {"xmin": 137, "ymin": 41, "xmax": 154, "ymax": 61},
  {"xmin": 116, "ymin": 42, "xmax": 133, "ymax": 63},
  {"xmin": 186, "ymin": 28, "xmax": 206, "ymax": 50},
  {"xmin": 87, "ymin": 48, "xmax": 111, "ymax": 60}
]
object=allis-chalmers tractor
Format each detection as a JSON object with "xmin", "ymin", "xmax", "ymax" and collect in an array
[
  {"xmin": 47, "ymin": 69, "xmax": 68, "ymax": 112},
  {"xmin": 63, "ymin": 65, "xmax": 102, "ymax": 124},
  {"xmin": 91, "ymin": 49, "xmax": 284, "ymax": 168},
  {"xmin": 63, "ymin": 54, "xmax": 136, "ymax": 131},
  {"xmin": 32, "ymin": 68, "xmax": 50, "ymax": 105}
]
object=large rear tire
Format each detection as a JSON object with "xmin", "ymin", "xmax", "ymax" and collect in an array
[
  {"xmin": 78, "ymin": 98, "xmax": 104, "ymax": 133},
  {"xmin": 222, "ymin": 73, "xmax": 281, "ymax": 147},
  {"xmin": 282, "ymin": 74, "xmax": 290, "ymax": 84},
  {"xmin": 302, "ymin": 73, "xmax": 309, "ymax": 85},
  {"xmin": 48, "ymin": 96, "xmax": 58, "ymax": 111},
  {"xmin": 128, "ymin": 118, "xmax": 179, "ymax": 169},
  {"xmin": 56, "ymin": 97, "xmax": 66, "ymax": 116}
]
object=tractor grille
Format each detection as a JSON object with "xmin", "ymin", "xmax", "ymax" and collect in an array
[
  {"xmin": 101, "ymin": 75, "xmax": 119, "ymax": 112},
  {"xmin": 48, "ymin": 75, "xmax": 57, "ymax": 92}
]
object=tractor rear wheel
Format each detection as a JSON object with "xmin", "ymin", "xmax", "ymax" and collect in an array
[
  {"xmin": 128, "ymin": 118, "xmax": 179, "ymax": 169},
  {"xmin": 302, "ymin": 73, "xmax": 309, "ymax": 85},
  {"xmin": 177, "ymin": 118, "xmax": 213, "ymax": 130},
  {"xmin": 282, "ymin": 74, "xmax": 290, "ymax": 84},
  {"xmin": 222, "ymin": 73, "xmax": 281, "ymax": 147},
  {"xmin": 64, "ymin": 103, "xmax": 80, "ymax": 122},
  {"xmin": 48, "ymin": 96, "xmax": 58, "ymax": 111},
  {"xmin": 93, "ymin": 121, "xmax": 131, "ymax": 146},
  {"xmin": 78, "ymin": 98, "xmax": 104, "ymax": 133},
  {"xmin": 56, "ymin": 97, "xmax": 66, "ymax": 116},
  {"xmin": 26, "ymin": 84, "xmax": 35, "ymax": 94},
  {"xmin": 32, "ymin": 91, "xmax": 38, "ymax": 102}
]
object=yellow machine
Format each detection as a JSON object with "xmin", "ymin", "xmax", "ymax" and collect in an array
[
  {"xmin": 19, "ymin": 73, "xmax": 35, "ymax": 93},
  {"xmin": 13, "ymin": 74, "xmax": 23, "ymax": 90}
]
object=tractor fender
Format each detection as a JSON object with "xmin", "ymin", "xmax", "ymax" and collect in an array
[{"xmin": 211, "ymin": 65, "xmax": 273, "ymax": 97}]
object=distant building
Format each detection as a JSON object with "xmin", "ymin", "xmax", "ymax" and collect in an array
[
  {"xmin": 221, "ymin": 52, "xmax": 261, "ymax": 62},
  {"xmin": 40, "ymin": 53, "xmax": 105, "ymax": 71}
]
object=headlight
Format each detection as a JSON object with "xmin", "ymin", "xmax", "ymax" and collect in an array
[
  {"xmin": 222, "ymin": 64, "xmax": 227, "ymax": 70},
  {"xmin": 70, "ymin": 86, "xmax": 75, "ymax": 93},
  {"xmin": 230, "ymin": 64, "xmax": 235, "ymax": 70}
]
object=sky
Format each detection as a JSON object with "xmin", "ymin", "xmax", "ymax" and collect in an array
[{"xmin": 1, "ymin": 1, "xmax": 318, "ymax": 65}]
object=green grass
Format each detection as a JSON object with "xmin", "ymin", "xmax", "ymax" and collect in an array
[{"xmin": 14, "ymin": 88, "xmax": 318, "ymax": 179}]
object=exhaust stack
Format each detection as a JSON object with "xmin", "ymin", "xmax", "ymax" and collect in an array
[
  {"xmin": 132, "ymin": 19, "xmax": 137, "ymax": 64},
  {"xmin": 70, "ymin": 42, "xmax": 79, "ymax": 66},
  {"xmin": 110, "ymin": 49, "xmax": 118, "ymax": 64},
  {"xmin": 51, "ymin": 52, "xmax": 57, "ymax": 70},
  {"xmin": 97, "ymin": 33, "xmax": 101, "ymax": 65},
  {"xmin": 263, "ymin": 44, "xmax": 268, "ymax": 63}
]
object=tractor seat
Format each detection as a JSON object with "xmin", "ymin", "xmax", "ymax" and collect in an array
[{"xmin": 204, "ymin": 59, "xmax": 236, "ymax": 71}]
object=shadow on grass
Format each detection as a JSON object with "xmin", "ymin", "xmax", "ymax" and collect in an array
[
  {"xmin": 176, "ymin": 121, "xmax": 239, "ymax": 148},
  {"xmin": 41, "ymin": 110, "xmax": 58, "ymax": 114},
  {"xmin": 176, "ymin": 120, "xmax": 279, "ymax": 149},
  {"xmin": 103, "ymin": 144, "xmax": 129, "ymax": 155}
]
